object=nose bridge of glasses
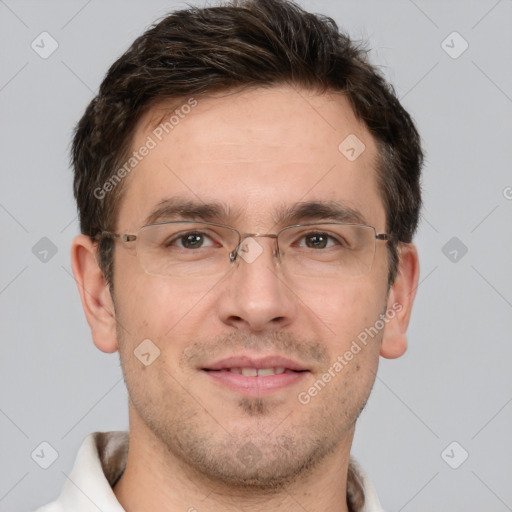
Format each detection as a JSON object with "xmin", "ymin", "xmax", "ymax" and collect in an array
[{"xmin": 230, "ymin": 232, "xmax": 280, "ymax": 264}]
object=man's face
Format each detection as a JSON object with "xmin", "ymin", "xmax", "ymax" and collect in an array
[{"xmin": 111, "ymin": 86, "xmax": 393, "ymax": 487}]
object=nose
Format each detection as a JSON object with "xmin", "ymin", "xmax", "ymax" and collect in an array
[{"xmin": 216, "ymin": 236, "xmax": 298, "ymax": 332}]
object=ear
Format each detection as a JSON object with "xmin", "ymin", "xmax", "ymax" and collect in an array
[
  {"xmin": 71, "ymin": 234, "xmax": 119, "ymax": 353},
  {"xmin": 380, "ymin": 243, "xmax": 420, "ymax": 359}
]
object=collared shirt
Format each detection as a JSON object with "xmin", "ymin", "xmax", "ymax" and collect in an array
[{"xmin": 34, "ymin": 431, "xmax": 384, "ymax": 512}]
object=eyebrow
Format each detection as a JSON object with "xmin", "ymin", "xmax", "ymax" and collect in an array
[
  {"xmin": 143, "ymin": 197, "xmax": 368, "ymax": 228},
  {"xmin": 144, "ymin": 198, "xmax": 231, "ymax": 226},
  {"xmin": 275, "ymin": 200, "xmax": 368, "ymax": 226}
]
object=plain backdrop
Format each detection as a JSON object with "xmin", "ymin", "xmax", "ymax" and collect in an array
[{"xmin": 1, "ymin": 1, "xmax": 511, "ymax": 510}]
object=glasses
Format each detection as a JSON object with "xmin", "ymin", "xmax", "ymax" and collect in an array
[{"xmin": 99, "ymin": 220, "xmax": 396, "ymax": 279}]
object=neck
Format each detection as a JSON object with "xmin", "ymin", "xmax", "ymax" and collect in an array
[{"xmin": 113, "ymin": 410, "xmax": 357, "ymax": 512}]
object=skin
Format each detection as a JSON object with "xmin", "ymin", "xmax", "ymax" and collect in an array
[{"xmin": 71, "ymin": 85, "xmax": 419, "ymax": 512}]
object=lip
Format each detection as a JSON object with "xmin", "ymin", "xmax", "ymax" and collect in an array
[
  {"xmin": 201, "ymin": 354, "xmax": 310, "ymax": 396},
  {"xmin": 203, "ymin": 355, "xmax": 309, "ymax": 372}
]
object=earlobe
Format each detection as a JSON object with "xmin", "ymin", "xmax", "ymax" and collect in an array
[
  {"xmin": 380, "ymin": 243, "xmax": 420, "ymax": 359},
  {"xmin": 71, "ymin": 235, "xmax": 119, "ymax": 354}
]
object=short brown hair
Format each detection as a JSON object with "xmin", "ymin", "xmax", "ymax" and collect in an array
[{"xmin": 72, "ymin": 0, "xmax": 423, "ymax": 288}]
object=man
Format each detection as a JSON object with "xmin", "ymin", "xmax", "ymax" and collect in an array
[{"xmin": 36, "ymin": 0, "xmax": 422, "ymax": 510}]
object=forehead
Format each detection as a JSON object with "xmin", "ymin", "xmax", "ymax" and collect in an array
[{"xmin": 116, "ymin": 85, "xmax": 385, "ymax": 231}]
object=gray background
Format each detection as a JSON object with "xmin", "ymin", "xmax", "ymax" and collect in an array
[{"xmin": 1, "ymin": 0, "xmax": 511, "ymax": 510}]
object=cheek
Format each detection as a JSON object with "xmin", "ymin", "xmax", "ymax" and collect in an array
[
  {"xmin": 296, "ymin": 278, "xmax": 387, "ymax": 348},
  {"xmin": 113, "ymin": 265, "xmax": 217, "ymax": 351}
]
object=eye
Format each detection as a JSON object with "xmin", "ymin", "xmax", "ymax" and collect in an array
[
  {"xmin": 301, "ymin": 232, "xmax": 337, "ymax": 249},
  {"xmin": 169, "ymin": 231, "xmax": 215, "ymax": 249}
]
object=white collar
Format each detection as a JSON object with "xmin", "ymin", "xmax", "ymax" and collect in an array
[{"xmin": 38, "ymin": 431, "xmax": 384, "ymax": 512}]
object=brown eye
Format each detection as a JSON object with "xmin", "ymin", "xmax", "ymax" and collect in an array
[
  {"xmin": 180, "ymin": 232, "xmax": 205, "ymax": 249},
  {"xmin": 165, "ymin": 231, "xmax": 215, "ymax": 250},
  {"xmin": 304, "ymin": 232, "xmax": 330, "ymax": 249}
]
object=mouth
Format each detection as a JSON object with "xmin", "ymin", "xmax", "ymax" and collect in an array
[
  {"xmin": 207, "ymin": 367, "xmax": 299, "ymax": 376},
  {"xmin": 201, "ymin": 355, "xmax": 310, "ymax": 396}
]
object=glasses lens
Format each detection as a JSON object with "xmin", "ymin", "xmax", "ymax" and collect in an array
[
  {"xmin": 277, "ymin": 223, "xmax": 377, "ymax": 278},
  {"xmin": 137, "ymin": 222, "xmax": 239, "ymax": 278},
  {"xmin": 133, "ymin": 222, "xmax": 377, "ymax": 279}
]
